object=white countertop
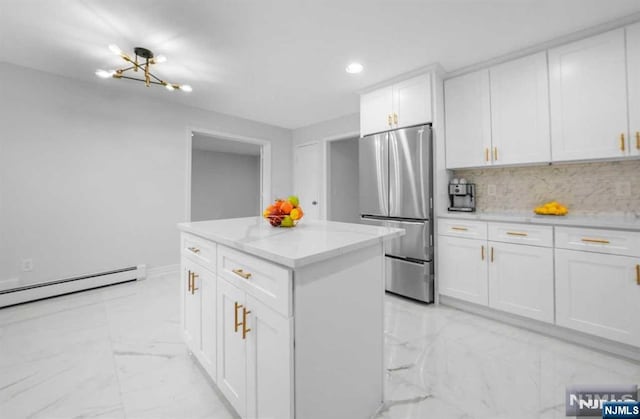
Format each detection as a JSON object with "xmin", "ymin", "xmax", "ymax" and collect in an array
[
  {"xmin": 438, "ymin": 211, "xmax": 640, "ymax": 232},
  {"xmin": 178, "ymin": 217, "xmax": 404, "ymax": 269}
]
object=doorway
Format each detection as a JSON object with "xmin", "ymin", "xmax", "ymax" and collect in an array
[
  {"xmin": 326, "ymin": 136, "xmax": 360, "ymax": 223},
  {"xmin": 189, "ymin": 131, "xmax": 270, "ymax": 222}
]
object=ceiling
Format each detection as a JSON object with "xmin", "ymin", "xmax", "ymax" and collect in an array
[
  {"xmin": 193, "ymin": 133, "xmax": 261, "ymax": 156},
  {"xmin": 2, "ymin": 1, "xmax": 640, "ymax": 129}
]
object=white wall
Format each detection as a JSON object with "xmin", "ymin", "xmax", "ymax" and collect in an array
[
  {"xmin": 292, "ymin": 113, "xmax": 359, "ymax": 146},
  {"xmin": 0, "ymin": 62, "xmax": 292, "ymax": 288},
  {"xmin": 191, "ymin": 150, "xmax": 260, "ymax": 221},
  {"xmin": 328, "ymin": 138, "xmax": 360, "ymax": 223}
]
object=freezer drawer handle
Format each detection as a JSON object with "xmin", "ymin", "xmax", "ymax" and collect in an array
[
  {"xmin": 232, "ymin": 268, "xmax": 252, "ymax": 279},
  {"xmin": 581, "ymin": 238, "xmax": 610, "ymax": 244},
  {"xmin": 506, "ymin": 231, "xmax": 528, "ymax": 237}
]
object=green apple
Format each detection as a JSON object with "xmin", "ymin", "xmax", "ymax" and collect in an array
[
  {"xmin": 281, "ymin": 215, "xmax": 294, "ymax": 227},
  {"xmin": 288, "ymin": 195, "xmax": 299, "ymax": 207}
]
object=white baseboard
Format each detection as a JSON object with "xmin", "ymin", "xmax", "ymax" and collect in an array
[
  {"xmin": 439, "ymin": 295, "xmax": 640, "ymax": 362},
  {"xmin": 147, "ymin": 264, "xmax": 179, "ymax": 279}
]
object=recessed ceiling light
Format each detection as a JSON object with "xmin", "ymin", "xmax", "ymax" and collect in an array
[{"xmin": 346, "ymin": 62, "xmax": 363, "ymax": 74}]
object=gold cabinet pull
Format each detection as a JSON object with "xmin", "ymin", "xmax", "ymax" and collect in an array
[
  {"xmin": 493, "ymin": 147, "xmax": 498, "ymax": 161},
  {"xmin": 490, "ymin": 247, "xmax": 494, "ymax": 263},
  {"xmin": 387, "ymin": 114, "xmax": 393, "ymax": 127},
  {"xmin": 191, "ymin": 273, "xmax": 199, "ymax": 294},
  {"xmin": 393, "ymin": 113, "xmax": 398, "ymax": 125},
  {"xmin": 620, "ymin": 133, "xmax": 626, "ymax": 151},
  {"xmin": 481, "ymin": 245, "xmax": 485, "ymax": 261},
  {"xmin": 232, "ymin": 268, "xmax": 252, "ymax": 279},
  {"xmin": 636, "ymin": 265, "xmax": 640, "ymax": 285},
  {"xmin": 242, "ymin": 307, "xmax": 252, "ymax": 339},
  {"xmin": 188, "ymin": 246, "xmax": 200, "ymax": 254},
  {"xmin": 484, "ymin": 148, "xmax": 489, "ymax": 162},
  {"xmin": 234, "ymin": 302, "xmax": 243, "ymax": 333},
  {"xmin": 187, "ymin": 270, "xmax": 193, "ymax": 292},
  {"xmin": 581, "ymin": 238, "xmax": 610, "ymax": 244},
  {"xmin": 451, "ymin": 226, "xmax": 468, "ymax": 231},
  {"xmin": 507, "ymin": 231, "xmax": 528, "ymax": 237},
  {"xmin": 636, "ymin": 131, "xmax": 640, "ymax": 150}
]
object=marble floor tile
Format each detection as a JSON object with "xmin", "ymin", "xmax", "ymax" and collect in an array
[{"xmin": 1, "ymin": 275, "xmax": 638, "ymax": 418}]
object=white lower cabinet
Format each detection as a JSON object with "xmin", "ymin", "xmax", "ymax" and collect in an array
[
  {"xmin": 488, "ymin": 241, "xmax": 554, "ymax": 323},
  {"xmin": 217, "ymin": 276, "xmax": 293, "ymax": 419},
  {"xmin": 555, "ymin": 249, "xmax": 640, "ymax": 347},
  {"xmin": 438, "ymin": 235, "xmax": 489, "ymax": 305},
  {"xmin": 182, "ymin": 258, "xmax": 216, "ymax": 378}
]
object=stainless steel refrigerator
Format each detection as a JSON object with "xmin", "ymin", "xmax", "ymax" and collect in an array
[{"xmin": 359, "ymin": 124, "xmax": 433, "ymax": 303}]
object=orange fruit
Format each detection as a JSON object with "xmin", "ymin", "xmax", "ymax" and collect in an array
[{"xmin": 279, "ymin": 201, "xmax": 293, "ymax": 214}]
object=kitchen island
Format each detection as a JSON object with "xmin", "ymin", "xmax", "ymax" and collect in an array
[{"xmin": 177, "ymin": 217, "xmax": 403, "ymax": 419}]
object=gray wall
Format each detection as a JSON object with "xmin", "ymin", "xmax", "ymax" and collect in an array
[
  {"xmin": 328, "ymin": 138, "xmax": 360, "ymax": 224},
  {"xmin": 0, "ymin": 62, "xmax": 292, "ymax": 289},
  {"xmin": 191, "ymin": 150, "xmax": 260, "ymax": 221}
]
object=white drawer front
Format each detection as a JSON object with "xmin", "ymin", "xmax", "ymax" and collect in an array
[
  {"xmin": 488, "ymin": 222, "xmax": 553, "ymax": 247},
  {"xmin": 438, "ymin": 218, "xmax": 487, "ymax": 240},
  {"xmin": 217, "ymin": 245, "xmax": 292, "ymax": 317},
  {"xmin": 182, "ymin": 233, "xmax": 217, "ymax": 273},
  {"xmin": 555, "ymin": 227, "xmax": 640, "ymax": 257}
]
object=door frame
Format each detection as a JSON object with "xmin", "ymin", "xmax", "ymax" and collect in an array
[
  {"xmin": 185, "ymin": 127, "xmax": 272, "ymax": 222},
  {"xmin": 321, "ymin": 131, "xmax": 360, "ymax": 220}
]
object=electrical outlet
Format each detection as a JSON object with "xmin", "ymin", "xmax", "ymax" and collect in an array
[
  {"xmin": 22, "ymin": 258, "xmax": 33, "ymax": 272},
  {"xmin": 615, "ymin": 182, "xmax": 631, "ymax": 197},
  {"xmin": 488, "ymin": 184, "xmax": 497, "ymax": 197}
]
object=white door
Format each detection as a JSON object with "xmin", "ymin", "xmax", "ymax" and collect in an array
[
  {"xmin": 488, "ymin": 242, "xmax": 554, "ymax": 323},
  {"xmin": 438, "ymin": 235, "xmax": 489, "ymax": 305},
  {"xmin": 392, "ymin": 74, "xmax": 432, "ymax": 129},
  {"xmin": 549, "ymin": 29, "xmax": 628, "ymax": 161},
  {"xmin": 294, "ymin": 142, "xmax": 320, "ymax": 220},
  {"xmin": 444, "ymin": 69, "xmax": 492, "ymax": 168},
  {"xmin": 555, "ymin": 249, "xmax": 640, "ymax": 347},
  {"xmin": 245, "ymin": 295, "xmax": 293, "ymax": 419},
  {"xmin": 360, "ymin": 86, "xmax": 393, "ymax": 136},
  {"xmin": 217, "ymin": 278, "xmax": 247, "ymax": 417},
  {"xmin": 199, "ymin": 267, "xmax": 216, "ymax": 378},
  {"xmin": 490, "ymin": 52, "xmax": 551, "ymax": 165},
  {"xmin": 183, "ymin": 261, "xmax": 201, "ymax": 352},
  {"xmin": 626, "ymin": 22, "xmax": 640, "ymax": 157}
]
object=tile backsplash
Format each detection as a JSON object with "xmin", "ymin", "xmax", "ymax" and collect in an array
[{"xmin": 454, "ymin": 160, "xmax": 640, "ymax": 216}]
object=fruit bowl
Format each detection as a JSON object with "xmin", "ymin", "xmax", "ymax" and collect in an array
[
  {"xmin": 263, "ymin": 196, "xmax": 304, "ymax": 227},
  {"xmin": 534, "ymin": 201, "xmax": 568, "ymax": 216}
]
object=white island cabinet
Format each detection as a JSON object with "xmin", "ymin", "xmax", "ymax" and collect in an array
[{"xmin": 178, "ymin": 217, "xmax": 403, "ymax": 419}]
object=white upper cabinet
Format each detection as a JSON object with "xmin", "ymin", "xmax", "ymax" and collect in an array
[
  {"xmin": 360, "ymin": 86, "xmax": 393, "ymax": 137},
  {"xmin": 549, "ymin": 29, "xmax": 628, "ymax": 161},
  {"xmin": 444, "ymin": 70, "xmax": 491, "ymax": 168},
  {"xmin": 626, "ymin": 22, "xmax": 640, "ymax": 157},
  {"xmin": 489, "ymin": 52, "xmax": 551, "ymax": 165},
  {"xmin": 360, "ymin": 74, "xmax": 431, "ymax": 136}
]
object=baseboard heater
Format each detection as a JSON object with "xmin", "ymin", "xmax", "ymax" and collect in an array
[{"xmin": 0, "ymin": 265, "xmax": 145, "ymax": 309}]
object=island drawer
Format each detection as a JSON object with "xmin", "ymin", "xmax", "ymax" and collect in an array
[
  {"xmin": 488, "ymin": 223, "xmax": 553, "ymax": 247},
  {"xmin": 437, "ymin": 218, "xmax": 487, "ymax": 240},
  {"xmin": 555, "ymin": 227, "xmax": 640, "ymax": 257},
  {"xmin": 182, "ymin": 233, "xmax": 217, "ymax": 273},
  {"xmin": 217, "ymin": 245, "xmax": 292, "ymax": 317}
]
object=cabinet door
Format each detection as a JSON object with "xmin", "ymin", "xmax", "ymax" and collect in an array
[
  {"xmin": 549, "ymin": 29, "xmax": 628, "ymax": 161},
  {"xmin": 392, "ymin": 74, "xmax": 432, "ymax": 129},
  {"xmin": 360, "ymin": 86, "xmax": 393, "ymax": 136},
  {"xmin": 627, "ymin": 22, "xmax": 640, "ymax": 157},
  {"xmin": 444, "ymin": 70, "xmax": 492, "ymax": 168},
  {"xmin": 245, "ymin": 295, "xmax": 293, "ymax": 419},
  {"xmin": 182, "ymin": 261, "xmax": 201, "ymax": 352},
  {"xmin": 555, "ymin": 249, "xmax": 640, "ymax": 347},
  {"xmin": 217, "ymin": 278, "xmax": 247, "ymax": 417},
  {"xmin": 199, "ymin": 267, "xmax": 216, "ymax": 379},
  {"xmin": 490, "ymin": 52, "xmax": 551, "ymax": 165},
  {"xmin": 438, "ymin": 235, "xmax": 488, "ymax": 305},
  {"xmin": 488, "ymin": 242, "xmax": 554, "ymax": 323}
]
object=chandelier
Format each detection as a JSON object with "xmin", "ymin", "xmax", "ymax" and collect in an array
[{"xmin": 95, "ymin": 44, "xmax": 192, "ymax": 92}]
